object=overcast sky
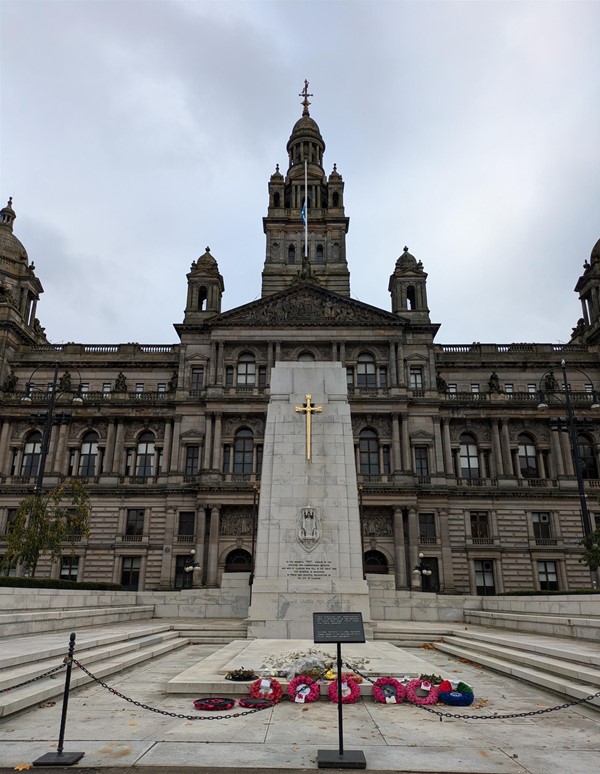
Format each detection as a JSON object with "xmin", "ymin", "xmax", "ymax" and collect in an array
[{"xmin": 1, "ymin": 0, "xmax": 599, "ymax": 345}]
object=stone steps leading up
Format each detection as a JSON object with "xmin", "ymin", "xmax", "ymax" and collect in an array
[
  {"xmin": 372, "ymin": 623, "xmax": 455, "ymax": 645},
  {"xmin": 436, "ymin": 634, "xmax": 600, "ymax": 710},
  {"xmin": 465, "ymin": 609, "xmax": 600, "ymax": 641},
  {"xmin": 0, "ymin": 604, "xmax": 155, "ymax": 637}
]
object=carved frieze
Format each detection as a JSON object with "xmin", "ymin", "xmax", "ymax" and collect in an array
[
  {"xmin": 450, "ymin": 421, "xmax": 491, "ymax": 444},
  {"xmin": 220, "ymin": 511, "xmax": 254, "ymax": 536},
  {"xmin": 124, "ymin": 422, "xmax": 166, "ymax": 441},
  {"xmin": 362, "ymin": 509, "xmax": 393, "ymax": 537},
  {"xmin": 222, "ymin": 417, "xmax": 265, "ymax": 436}
]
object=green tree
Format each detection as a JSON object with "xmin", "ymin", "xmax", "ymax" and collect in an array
[
  {"xmin": 580, "ymin": 526, "xmax": 600, "ymax": 572},
  {"xmin": 1, "ymin": 479, "xmax": 91, "ymax": 577}
]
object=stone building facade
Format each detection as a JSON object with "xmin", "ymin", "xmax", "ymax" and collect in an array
[{"xmin": 1, "ymin": 96, "xmax": 599, "ymax": 596}]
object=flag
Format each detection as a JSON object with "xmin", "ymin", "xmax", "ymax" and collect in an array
[{"xmin": 301, "ymin": 200, "xmax": 307, "ymax": 226}]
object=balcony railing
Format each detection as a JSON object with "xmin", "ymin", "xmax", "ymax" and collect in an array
[{"xmin": 174, "ymin": 535, "xmax": 195, "ymax": 543}]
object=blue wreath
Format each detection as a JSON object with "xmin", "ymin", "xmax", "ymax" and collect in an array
[{"xmin": 438, "ymin": 689, "xmax": 474, "ymax": 707}]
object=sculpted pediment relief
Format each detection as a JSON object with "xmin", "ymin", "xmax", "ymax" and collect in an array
[{"xmin": 212, "ymin": 284, "xmax": 406, "ymax": 328}]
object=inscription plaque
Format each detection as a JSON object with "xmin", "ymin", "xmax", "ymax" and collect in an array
[
  {"xmin": 313, "ymin": 612, "xmax": 366, "ymax": 644},
  {"xmin": 284, "ymin": 560, "xmax": 335, "ymax": 579}
]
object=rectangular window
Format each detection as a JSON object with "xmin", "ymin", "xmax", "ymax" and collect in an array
[
  {"xmin": 471, "ymin": 384, "xmax": 480, "ymax": 394},
  {"xmin": 80, "ymin": 383, "xmax": 89, "ymax": 396},
  {"xmin": 125, "ymin": 449, "xmax": 134, "ymax": 476},
  {"xmin": 418, "ymin": 513, "xmax": 436, "ymax": 540},
  {"xmin": 178, "ymin": 511, "xmax": 195, "ymax": 538},
  {"xmin": 504, "ymin": 383, "xmax": 513, "ymax": 393},
  {"xmin": 585, "ymin": 383, "xmax": 594, "ymax": 394},
  {"xmin": 256, "ymin": 444, "xmax": 263, "ymax": 472},
  {"xmin": 156, "ymin": 448, "xmax": 163, "ymax": 474},
  {"xmin": 414, "ymin": 446, "xmax": 429, "ymax": 476},
  {"xmin": 174, "ymin": 555, "xmax": 193, "ymax": 590},
  {"xmin": 527, "ymin": 384, "xmax": 536, "ymax": 394},
  {"xmin": 4, "ymin": 508, "xmax": 17, "ymax": 536},
  {"xmin": 447, "ymin": 383, "xmax": 457, "ymax": 394},
  {"xmin": 538, "ymin": 560, "xmax": 558, "ymax": 591},
  {"xmin": 121, "ymin": 557, "xmax": 141, "ymax": 591},
  {"xmin": 68, "ymin": 449, "xmax": 76, "ymax": 477},
  {"xmin": 532, "ymin": 512, "xmax": 552, "ymax": 540},
  {"xmin": 474, "ymin": 559, "xmax": 495, "ymax": 595},
  {"xmin": 409, "ymin": 368, "xmax": 423, "ymax": 390},
  {"xmin": 258, "ymin": 366, "xmax": 267, "ymax": 389},
  {"xmin": 379, "ymin": 366, "xmax": 388, "ymax": 388},
  {"xmin": 185, "ymin": 446, "xmax": 199, "ymax": 476},
  {"xmin": 60, "ymin": 556, "xmax": 79, "ymax": 582},
  {"xmin": 191, "ymin": 367, "xmax": 204, "ymax": 390},
  {"xmin": 125, "ymin": 509, "xmax": 145, "ymax": 537},
  {"xmin": 346, "ymin": 367, "xmax": 354, "ymax": 388},
  {"xmin": 382, "ymin": 446, "xmax": 391, "ymax": 474},
  {"xmin": 157, "ymin": 383, "xmax": 167, "ymax": 393},
  {"xmin": 102, "ymin": 382, "xmax": 111, "ymax": 393},
  {"xmin": 225, "ymin": 366, "xmax": 234, "ymax": 387},
  {"xmin": 135, "ymin": 383, "xmax": 144, "ymax": 393},
  {"xmin": 222, "ymin": 445, "xmax": 231, "ymax": 473},
  {"xmin": 470, "ymin": 511, "xmax": 490, "ymax": 539}
]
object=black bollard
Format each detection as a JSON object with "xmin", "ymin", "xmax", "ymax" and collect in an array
[{"xmin": 33, "ymin": 632, "xmax": 85, "ymax": 767}]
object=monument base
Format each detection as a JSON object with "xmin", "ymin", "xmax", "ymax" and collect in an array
[{"xmin": 247, "ymin": 578, "xmax": 371, "ymax": 639}]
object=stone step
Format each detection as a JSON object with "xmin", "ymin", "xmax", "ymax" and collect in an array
[
  {"xmin": 0, "ymin": 634, "xmax": 189, "ymax": 718},
  {"xmin": 435, "ymin": 640, "xmax": 600, "ymax": 710},
  {"xmin": 454, "ymin": 627, "xmax": 600, "ymax": 668},
  {"xmin": 441, "ymin": 634, "xmax": 600, "ymax": 687},
  {"xmin": 0, "ymin": 604, "xmax": 155, "ymax": 637},
  {"xmin": 465, "ymin": 609, "xmax": 600, "ymax": 641}
]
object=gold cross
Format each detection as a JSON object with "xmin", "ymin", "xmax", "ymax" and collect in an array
[
  {"xmin": 295, "ymin": 393, "xmax": 322, "ymax": 461},
  {"xmin": 299, "ymin": 79, "xmax": 313, "ymax": 115}
]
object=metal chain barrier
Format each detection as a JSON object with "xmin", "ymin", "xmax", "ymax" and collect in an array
[
  {"xmin": 1, "ymin": 662, "xmax": 66, "ymax": 694},
  {"xmin": 343, "ymin": 659, "xmax": 600, "ymax": 721},
  {"xmin": 73, "ymin": 659, "xmax": 275, "ymax": 720}
]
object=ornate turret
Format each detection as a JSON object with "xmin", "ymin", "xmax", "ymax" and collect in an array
[
  {"xmin": 0, "ymin": 197, "xmax": 46, "ymax": 344},
  {"xmin": 182, "ymin": 246, "xmax": 224, "ymax": 323},
  {"xmin": 388, "ymin": 246, "xmax": 431, "ymax": 323},
  {"xmin": 572, "ymin": 238, "xmax": 600, "ymax": 343},
  {"xmin": 261, "ymin": 81, "xmax": 350, "ymax": 297}
]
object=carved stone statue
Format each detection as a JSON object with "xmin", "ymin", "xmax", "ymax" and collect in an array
[
  {"xmin": 544, "ymin": 370, "xmax": 558, "ymax": 392},
  {"xmin": 488, "ymin": 371, "xmax": 501, "ymax": 394},
  {"xmin": 436, "ymin": 371, "xmax": 448, "ymax": 393},
  {"xmin": 2, "ymin": 370, "xmax": 18, "ymax": 393},
  {"xmin": 168, "ymin": 370, "xmax": 178, "ymax": 392},
  {"xmin": 58, "ymin": 371, "xmax": 72, "ymax": 392},
  {"xmin": 298, "ymin": 506, "xmax": 320, "ymax": 551},
  {"xmin": 571, "ymin": 318, "xmax": 586, "ymax": 340},
  {"xmin": 114, "ymin": 372, "xmax": 127, "ymax": 392}
]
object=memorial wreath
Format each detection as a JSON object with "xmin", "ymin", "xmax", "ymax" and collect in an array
[
  {"xmin": 193, "ymin": 697, "xmax": 235, "ymax": 711},
  {"xmin": 287, "ymin": 675, "xmax": 321, "ymax": 703},
  {"xmin": 250, "ymin": 677, "xmax": 283, "ymax": 704},
  {"xmin": 437, "ymin": 680, "xmax": 474, "ymax": 706},
  {"xmin": 372, "ymin": 676, "xmax": 405, "ymax": 704},
  {"xmin": 405, "ymin": 679, "xmax": 439, "ymax": 705},
  {"xmin": 328, "ymin": 677, "xmax": 361, "ymax": 704}
]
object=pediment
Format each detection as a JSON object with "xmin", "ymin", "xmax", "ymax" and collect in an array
[{"xmin": 211, "ymin": 282, "xmax": 407, "ymax": 328}]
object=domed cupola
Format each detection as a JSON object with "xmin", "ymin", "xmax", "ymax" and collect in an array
[
  {"xmin": 183, "ymin": 246, "xmax": 225, "ymax": 323},
  {"xmin": 261, "ymin": 82, "xmax": 350, "ymax": 298},
  {"xmin": 388, "ymin": 246, "xmax": 431, "ymax": 323},
  {"xmin": 0, "ymin": 197, "xmax": 45, "ymax": 344}
]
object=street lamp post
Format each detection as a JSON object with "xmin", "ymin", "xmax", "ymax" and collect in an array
[
  {"xmin": 412, "ymin": 552, "xmax": 432, "ymax": 591},
  {"xmin": 183, "ymin": 549, "xmax": 202, "ymax": 587},
  {"xmin": 538, "ymin": 360, "xmax": 598, "ymax": 585}
]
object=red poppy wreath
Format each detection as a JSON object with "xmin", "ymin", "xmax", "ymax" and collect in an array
[
  {"xmin": 250, "ymin": 677, "xmax": 283, "ymax": 704},
  {"xmin": 287, "ymin": 675, "xmax": 320, "ymax": 703},
  {"xmin": 328, "ymin": 678, "xmax": 360, "ymax": 704},
  {"xmin": 405, "ymin": 679, "xmax": 439, "ymax": 705},
  {"xmin": 372, "ymin": 677, "xmax": 405, "ymax": 704}
]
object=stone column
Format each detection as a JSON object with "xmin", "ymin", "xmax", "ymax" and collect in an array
[
  {"xmin": 442, "ymin": 418, "xmax": 453, "ymax": 475},
  {"xmin": 169, "ymin": 415, "xmax": 182, "ymax": 473},
  {"xmin": 0, "ymin": 420, "xmax": 12, "ymax": 475},
  {"xmin": 400, "ymin": 414, "xmax": 410, "ymax": 472},
  {"xmin": 438, "ymin": 509, "xmax": 455, "ymax": 591},
  {"xmin": 206, "ymin": 505, "xmax": 221, "ymax": 586},
  {"xmin": 162, "ymin": 419, "xmax": 173, "ymax": 473},
  {"xmin": 500, "ymin": 419, "xmax": 512, "ymax": 475},
  {"xmin": 560, "ymin": 432, "xmax": 575, "ymax": 476},
  {"xmin": 391, "ymin": 413, "xmax": 401, "ymax": 473},
  {"xmin": 491, "ymin": 419, "xmax": 504, "ymax": 476},
  {"xmin": 196, "ymin": 501, "xmax": 208, "ymax": 586},
  {"xmin": 47, "ymin": 425, "xmax": 60, "ymax": 473},
  {"xmin": 339, "ymin": 341, "xmax": 346, "ymax": 364},
  {"xmin": 112, "ymin": 420, "xmax": 125, "ymax": 474},
  {"xmin": 433, "ymin": 417, "xmax": 444, "ymax": 474},
  {"xmin": 393, "ymin": 507, "xmax": 407, "ymax": 588},
  {"xmin": 209, "ymin": 342, "xmax": 217, "ymax": 384},
  {"xmin": 54, "ymin": 424, "xmax": 69, "ymax": 475},
  {"xmin": 537, "ymin": 450, "xmax": 547, "ymax": 479},
  {"xmin": 203, "ymin": 415, "xmax": 213, "ymax": 471},
  {"xmin": 212, "ymin": 413, "xmax": 222, "ymax": 470},
  {"xmin": 452, "ymin": 448, "xmax": 460, "ymax": 478},
  {"xmin": 158, "ymin": 506, "xmax": 177, "ymax": 589},
  {"xmin": 103, "ymin": 418, "xmax": 116, "ymax": 474},
  {"xmin": 550, "ymin": 429, "xmax": 565, "ymax": 476},
  {"xmin": 407, "ymin": 507, "xmax": 420, "ymax": 588},
  {"xmin": 389, "ymin": 341, "xmax": 397, "ymax": 387},
  {"xmin": 513, "ymin": 448, "xmax": 521, "ymax": 478},
  {"xmin": 216, "ymin": 341, "xmax": 224, "ymax": 385}
]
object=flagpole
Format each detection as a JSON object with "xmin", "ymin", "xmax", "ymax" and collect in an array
[{"xmin": 304, "ymin": 159, "xmax": 308, "ymax": 259}]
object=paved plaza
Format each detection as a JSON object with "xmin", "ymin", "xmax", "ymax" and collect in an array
[{"xmin": 0, "ymin": 636, "xmax": 598, "ymax": 773}]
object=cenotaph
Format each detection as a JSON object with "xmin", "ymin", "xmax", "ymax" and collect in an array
[{"xmin": 247, "ymin": 361, "xmax": 371, "ymax": 638}]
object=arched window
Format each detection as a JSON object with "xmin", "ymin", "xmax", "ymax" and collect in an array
[
  {"xmin": 198, "ymin": 286, "xmax": 207, "ymax": 311},
  {"xmin": 79, "ymin": 431, "xmax": 99, "ymax": 477},
  {"xmin": 273, "ymin": 192, "xmax": 280, "ymax": 208},
  {"xmin": 357, "ymin": 353, "xmax": 377, "ymax": 388},
  {"xmin": 407, "ymin": 285, "xmax": 416, "ymax": 310},
  {"xmin": 22, "ymin": 431, "xmax": 42, "ymax": 477},
  {"xmin": 136, "ymin": 431, "xmax": 155, "ymax": 477},
  {"xmin": 316, "ymin": 244, "xmax": 324, "ymax": 264},
  {"xmin": 237, "ymin": 352, "xmax": 256, "ymax": 386},
  {"xmin": 578, "ymin": 434, "xmax": 598, "ymax": 479},
  {"xmin": 518, "ymin": 434, "xmax": 538, "ymax": 478},
  {"xmin": 359, "ymin": 429, "xmax": 380, "ymax": 474},
  {"xmin": 288, "ymin": 244, "xmax": 296, "ymax": 264},
  {"xmin": 364, "ymin": 550, "xmax": 388, "ymax": 574},
  {"xmin": 459, "ymin": 433, "xmax": 479, "ymax": 479},
  {"xmin": 332, "ymin": 191, "xmax": 339, "ymax": 207},
  {"xmin": 224, "ymin": 548, "xmax": 252, "ymax": 572},
  {"xmin": 233, "ymin": 428, "xmax": 254, "ymax": 473},
  {"xmin": 298, "ymin": 351, "xmax": 315, "ymax": 362}
]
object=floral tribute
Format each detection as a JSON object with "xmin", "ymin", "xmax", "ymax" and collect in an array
[
  {"xmin": 405, "ymin": 679, "xmax": 439, "ymax": 705},
  {"xmin": 250, "ymin": 677, "xmax": 283, "ymax": 704},
  {"xmin": 287, "ymin": 675, "xmax": 321, "ymax": 704},
  {"xmin": 225, "ymin": 668, "xmax": 258, "ymax": 681},
  {"xmin": 238, "ymin": 696, "xmax": 273, "ymax": 709},
  {"xmin": 437, "ymin": 680, "xmax": 474, "ymax": 706},
  {"xmin": 193, "ymin": 697, "xmax": 235, "ymax": 711},
  {"xmin": 372, "ymin": 677, "xmax": 405, "ymax": 704},
  {"xmin": 328, "ymin": 677, "xmax": 361, "ymax": 704}
]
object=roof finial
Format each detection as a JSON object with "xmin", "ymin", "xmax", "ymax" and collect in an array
[
  {"xmin": 299, "ymin": 79, "xmax": 313, "ymax": 116},
  {"xmin": 403, "ymin": 246, "xmax": 409, "ymax": 253},
  {"xmin": 7, "ymin": 197, "xmax": 13, "ymax": 208}
]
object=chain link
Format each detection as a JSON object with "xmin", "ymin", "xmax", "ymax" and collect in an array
[
  {"xmin": 73, "ymin": 660, "xmax": 275, "ymax": 721},
  {"xmin": 0, "ymin": 662, "xmax": 66, "ymax": 694},
  {"xmin": 343, "ymin": 660, "xmax": 600, "ymax": 721}
]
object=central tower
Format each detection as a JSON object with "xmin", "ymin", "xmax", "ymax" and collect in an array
[{"xmin": 261, "ymin": 82, "xmax": 351, "ymax": 297}]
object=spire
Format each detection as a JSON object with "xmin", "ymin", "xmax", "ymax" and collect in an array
[
  {"xmin": 299, "ymin": 79, "xmax": 313, "ymax": 116},
  {"xmin": 0, "ymin": 197, "xmax": 15, "ymax": 231}
]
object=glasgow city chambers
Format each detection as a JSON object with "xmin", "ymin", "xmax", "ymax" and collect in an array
[{"xmin": 1, "ymin": 93, "xmax": 599, "ymax": 595}]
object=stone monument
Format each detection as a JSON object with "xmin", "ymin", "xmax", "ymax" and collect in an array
[{"xmin": 247, "ymin": 361, "xmax": 371, "ymax": 638}]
